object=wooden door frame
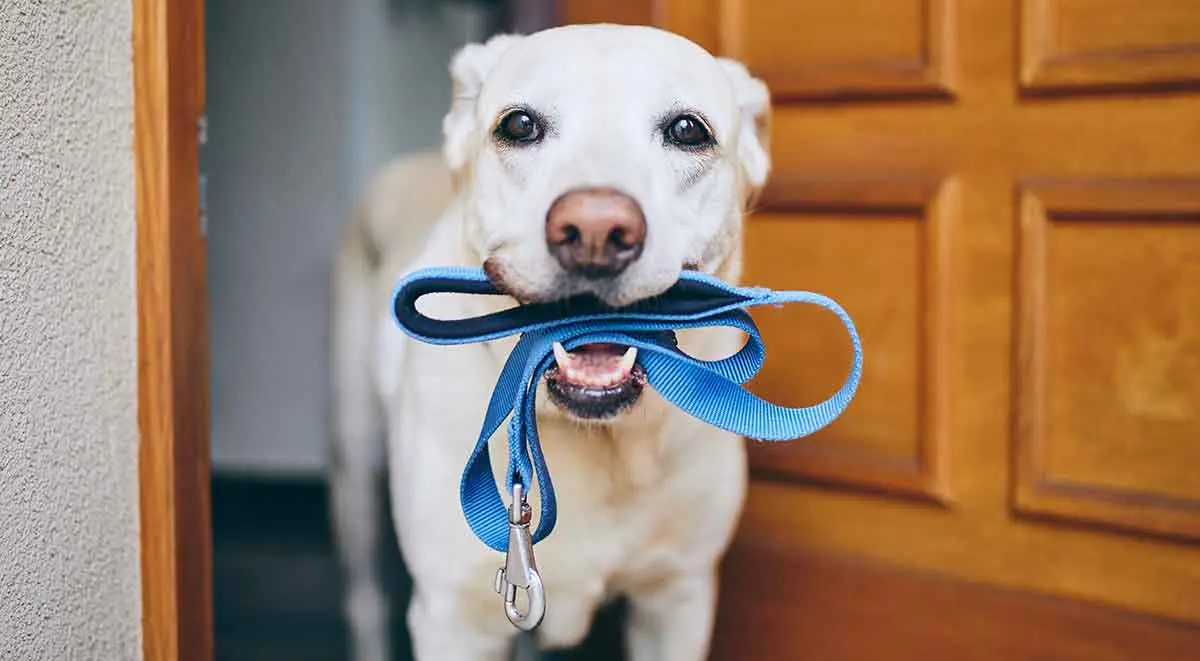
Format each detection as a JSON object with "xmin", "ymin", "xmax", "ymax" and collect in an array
[{"xmin": 134, "ymin": 0, "xmax": 212, "ymax": 659}]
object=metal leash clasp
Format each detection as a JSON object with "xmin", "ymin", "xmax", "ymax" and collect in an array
[{"xmin": 493, "ymin": 483, "xmax": 546, "ymax": 631}]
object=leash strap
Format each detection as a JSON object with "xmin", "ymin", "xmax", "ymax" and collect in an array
[{"xmin": 391, "ymin": 266, "xmax": 863, "ymax": 553}]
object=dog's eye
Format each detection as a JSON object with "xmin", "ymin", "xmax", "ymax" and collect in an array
[
  {"xmin": 495, "ymin": 109, "xmax": 543, "ymax": 145},
  {"xmin": 664, "ymin": 114, "xmax": 714, "ymax": 149}
]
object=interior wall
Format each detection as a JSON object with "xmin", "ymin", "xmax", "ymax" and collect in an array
[
  {"xmin": 0, "ymin": 1, "xmax": 141, "ymax": 658},
  {"xmin": 207, "ymin": 0, "xmax": 493, "ymax": 475}
]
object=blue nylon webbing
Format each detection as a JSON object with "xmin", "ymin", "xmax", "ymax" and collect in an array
[{"xmin": 391, "ymin": 266, "xmax": 863, "ymax": 553}]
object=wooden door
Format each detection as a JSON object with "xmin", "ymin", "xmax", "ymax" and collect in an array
[{"xmin": 560, "ymin": 1, "xmax": 1200, "ymax": 658}]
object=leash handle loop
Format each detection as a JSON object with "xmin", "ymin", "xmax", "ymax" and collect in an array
[{"xmin": 391, "ymin": 267, "xmax": 863, "ymax": 553}]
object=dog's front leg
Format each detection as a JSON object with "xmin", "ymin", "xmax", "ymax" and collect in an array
[
  {"xmin": 625, "ymin": 569, "xmax": 718, "ymax": 661},
  {"xmin": 407, "ymin": 589, "xmax": 513, "ymax": 661}
]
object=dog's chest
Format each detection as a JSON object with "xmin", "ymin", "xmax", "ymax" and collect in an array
[{"xmin": 530, "ymin": 414, "xmax": 743, "ymax": 587}]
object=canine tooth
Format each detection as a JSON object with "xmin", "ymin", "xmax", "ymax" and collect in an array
[
  {"xmin": 618, "ymin": 347, "xmax": 637, "ymax": 374},
  {"xmin": 552, "ymin": 342, "xmax": 570, "ymax": 370}
]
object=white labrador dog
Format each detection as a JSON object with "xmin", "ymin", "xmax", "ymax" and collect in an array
[{"xmin": 329, "ymin": 23, "xmax": 771, "ymax": 661}]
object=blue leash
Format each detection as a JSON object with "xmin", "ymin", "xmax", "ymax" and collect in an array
[{"xmin": 390, "ymin": 266, "xmax": 863, "ymax": 554}]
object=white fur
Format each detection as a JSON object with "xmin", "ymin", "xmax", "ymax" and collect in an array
[{"xmin": 330, "ymin": 24, "xmax": 771, "ymax": 661}]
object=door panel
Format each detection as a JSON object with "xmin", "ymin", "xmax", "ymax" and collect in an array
[
  {"xmin": 719, "ymin": 0, "xmax": 954, "ymax": 99},
  {"xmin": 1015, "ymin": 181, "xmax": 1200, "ymax": 541},
  {"xmin": 742, "ymin": 182, "xmax": 952, "ymax": 501},
  {"xmin": 559, "ymin": 0, "xmax": 1200, "ymax": 656},
  {"xmin": 1020, "ymin": 0, "xmax": 1200, "ymax": 91}
]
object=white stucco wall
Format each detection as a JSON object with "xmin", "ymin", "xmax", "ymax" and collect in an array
[{"xmin": 0, "ymin": 1, "xmax": 141, "ymax": 659}]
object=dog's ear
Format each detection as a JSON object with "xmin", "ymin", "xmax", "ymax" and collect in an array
[
  {"xmin": 442, "ymin": 34, "xmax": 524, "ymax": 177},
  {"xmin": 717, "ymin": 58, "xmax": 772, "ymax": 203}
]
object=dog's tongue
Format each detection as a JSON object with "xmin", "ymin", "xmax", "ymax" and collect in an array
[{"xmin": 551, "ymin": 342, "xmax": 637, "ymax": 388}]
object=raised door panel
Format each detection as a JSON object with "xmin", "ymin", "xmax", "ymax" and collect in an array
[
  {"xmin": 1014, "ymin": 180, "xmax": 1200, "ymax": 541},
  {"xmin": 742, "ymin": 180, "xmax": 951, "ymax": 501},
  {"xmin": 1021, "ymin": 0, "xmax": 1200, "ymax": 92},
  {"xmin": 719, "ymin": 0, "xmax": 955, "ymax": 99}
]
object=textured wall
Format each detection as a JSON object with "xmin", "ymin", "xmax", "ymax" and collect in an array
[{"xmin": 0, "ymin": 1, "xmax": 141, "ymax": 659}]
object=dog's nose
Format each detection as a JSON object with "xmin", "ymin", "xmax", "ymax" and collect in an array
[{"xmin": 545, "ymin": 188, "xmax": 646, "ymax": 278}]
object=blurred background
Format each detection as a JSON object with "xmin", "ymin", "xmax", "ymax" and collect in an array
[
  {"xmin": 206, "ymin": 1, "xmax": 1200, "ymax": 660},
  {"xmin": 207, "ymin": 0, "xmax": 504, "ymax": 476}
]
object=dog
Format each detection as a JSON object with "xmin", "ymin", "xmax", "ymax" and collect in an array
[{"xmin": 329, "ymin": 23, "xmax": 771, "ymax": 661}]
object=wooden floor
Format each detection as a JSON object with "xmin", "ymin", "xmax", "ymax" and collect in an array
[{"xmin": 212, "ymin": 475, "xmax": 626, "ymax": 661}]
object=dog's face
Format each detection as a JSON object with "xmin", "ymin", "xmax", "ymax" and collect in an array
[{"xmin": 443, "ymin": 25, "xmax": 771, "ymax": 420}]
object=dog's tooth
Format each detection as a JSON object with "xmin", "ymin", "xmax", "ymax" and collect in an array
[
  {"xmin": 618, "ymin": 347, "xmax": 637, "ymax": 375},
  {"xmin": 552, "ymin": 342, "xmax": 570, "ymax": 371}
]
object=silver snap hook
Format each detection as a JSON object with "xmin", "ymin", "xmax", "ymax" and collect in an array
[{"xmin": 493, "ymin": 483, "xmax": 545, "ymax": 631}]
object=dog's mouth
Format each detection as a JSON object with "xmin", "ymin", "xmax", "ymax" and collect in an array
[{"xmin": 544, "ymin": 342, "xmax": 646, "ymax": 420}]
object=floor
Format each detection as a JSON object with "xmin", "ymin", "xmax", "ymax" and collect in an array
[{"xmin": 213, "ymin": 475, "xmax": 626, "ymax": 661}]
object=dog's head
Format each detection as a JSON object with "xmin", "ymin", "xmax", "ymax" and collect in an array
[{"xmin": 443, "ymin": 24, "xmax": 771, "ymax": 420}]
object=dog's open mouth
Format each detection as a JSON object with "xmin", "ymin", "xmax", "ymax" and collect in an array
[{"xmin": 544, "ymin": 342, "xmax": 646, "ymax": 419}]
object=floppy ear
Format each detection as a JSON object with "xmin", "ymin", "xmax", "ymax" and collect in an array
[
  {"xmin": 717, "ymin": 57, "xmax": 772, "ymax": 204},
  {"xmin": 442, "ymin": 34, "xmax": 524, "ymax": 177}
]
